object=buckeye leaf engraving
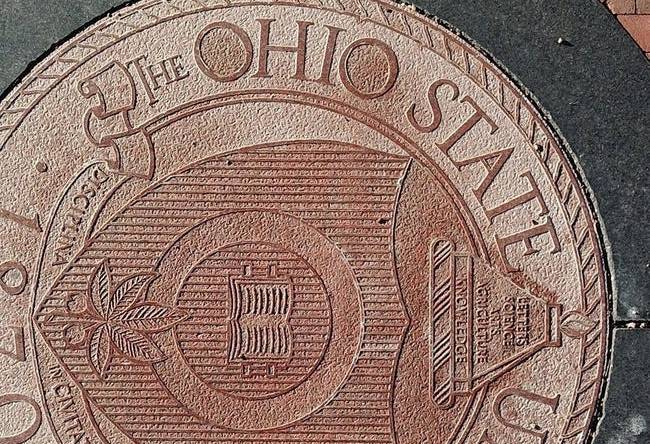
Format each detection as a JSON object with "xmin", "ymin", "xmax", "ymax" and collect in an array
[
  {"xmin": 109, "ymin": 325, "xmax": 165, "ymax": 362},
  {"xmin": 117, "ymin": 303, "xmax": 188, "ymax": 332},
  {"xmin": 80, "ymin": 262, "xmax": 188, "ymax": 379},
  {"xmin": 108, "ymin": 272, "xmax": 156, "ymax": 317},
  {"xmin": 88, "ymin": 325, "xmax": 111, "ymax": 379},
  {"xmin": 89, "ymin": 260, "xmax": 111, "ymax": 318}
]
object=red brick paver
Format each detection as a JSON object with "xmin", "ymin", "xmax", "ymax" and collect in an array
[
  {"xmin": 604, "ymin": 0, "xmax": 650, "ymax": 58},
  {"xmin": 618, "ymin": 14, "xmax": 650, "ymax": 51},
  {"xmin": 638, "ymin": 0, "xmax": 650, "ymax": 14},
  {"xmin": 607, "ymin": 0, "xmax": 636, "ymax": 14}
]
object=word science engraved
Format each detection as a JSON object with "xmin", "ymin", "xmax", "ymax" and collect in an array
[{"xmin": 0, "ymin": 1, "xmax": 610, "ymax": 443}]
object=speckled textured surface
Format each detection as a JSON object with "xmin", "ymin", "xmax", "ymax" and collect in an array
[
  {"xmin": 0, "ymin": 0, "xmax": 647, "ymax": 442},
  {"xmin": 1, "ymin": 0, "xmax": 647, "ymax": 322},
  {"xmin": 594, "ymin": 329, "xmax": 650, "ymax": 444},
  {"xmin": 406, "ymin": 0, "xmax": 650, "ymax": 321}
]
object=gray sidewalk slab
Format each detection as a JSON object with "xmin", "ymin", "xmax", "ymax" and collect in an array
[{"xmin": 594, "ymin": 328, "xmax": 650, "ymax": 444}]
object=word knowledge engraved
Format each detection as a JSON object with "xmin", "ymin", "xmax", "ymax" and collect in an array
[{"xmin": 0, "ymin": 1, "xmax": 609, "ymax": 443}]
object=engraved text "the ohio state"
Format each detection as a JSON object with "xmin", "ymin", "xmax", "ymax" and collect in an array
[{"xmin": 193, "ymin": 18, "xmax": 562, "ymax": 273}]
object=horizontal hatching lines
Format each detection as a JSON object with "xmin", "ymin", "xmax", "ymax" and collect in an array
[
  {"xmin": 110, "ymin": 214, "xmax": 199, "ymax": 226},
  {"xmin": 184, "ymin": 375, "xmax": 307, "ymax": 388},
  {"xmin": 102, "ymin": 226, "xmax": 183, "ymax": 237},
  {"xmin": 190, "ymin": 259, "xmax": 310, "ymax": 272},
  {"xmin": 94, "ymin": 230, "xmax": 175, "ymax": 245},
  {"xmin": 179, "ymin": 276, "xmax": 320, "ymax": 288},
  {"xmin": 154, "ymin": 180, "xmax": 397, "ymax": 195},
  {"xmin": 178, "ymin": 345, "xmax": 326, "ymax": 360},
  {"xmin": 187, "ymin": 165, "xmax": 405, "ymax": 180},
  {"xmin": 131, "ymin": 432, "xmax": 392, "ymax": 443},
  {"xmin": 165, "ymin": 174, "xmax": 399, "ymax": 186},
  {"xmin": 122, "ymin": 206, "xmax": 394, "ymax": 224},
  {"xmin": 225, "ymin": 147, "xmax": 404, "ymax": 158},
  {"xmin": 198, "ymin": 154, "xmax": 406, "ymax": 167},
  {"xmin": 195, "ymin": 250, "xmax": 303, "ymax": 261},
  {"xmin": 176, "ymin": 323, "xmax": 328, "ymax": 336},
  {"xmin": 132, "ymin": 198, "xmax": 395, "ymax": 211}
]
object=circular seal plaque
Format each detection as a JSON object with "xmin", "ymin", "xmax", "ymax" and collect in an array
[{"xmin": 0, "ymin": 1, "xmax": 610, "ymax": 443}]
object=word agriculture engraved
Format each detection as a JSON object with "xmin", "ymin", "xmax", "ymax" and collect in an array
[{"xmin": 0, "ymin": 1, "xmax": 609, "ymax": 443}]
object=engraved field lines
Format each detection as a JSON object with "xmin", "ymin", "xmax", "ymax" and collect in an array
[{"xmin": 35, "ymin": 140, "xmax": 410, "ymax": 443}]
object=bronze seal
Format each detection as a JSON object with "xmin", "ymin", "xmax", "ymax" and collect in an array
[{"xmin": 0, "ymin": 1, "xmax": 609, "ymax": 443}]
